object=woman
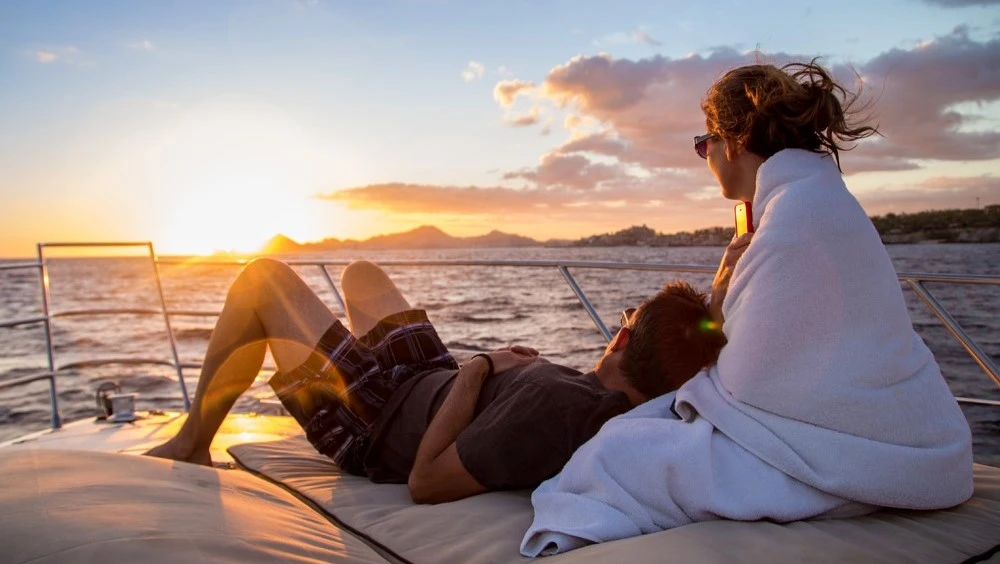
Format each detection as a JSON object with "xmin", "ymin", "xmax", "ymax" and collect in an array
[{"xmin": 520, "ymin": 60, "xmax": 973, "ymax": 557}]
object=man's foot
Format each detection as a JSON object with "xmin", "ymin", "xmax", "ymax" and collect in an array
[{"xmin": 143, "ymin": 438, "xmax": 213, "ymax": 467}]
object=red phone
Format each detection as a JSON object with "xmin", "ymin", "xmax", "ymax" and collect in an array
[{"xmin": 735, "ymin": 201, "xmax": 754, "ymax": 236}]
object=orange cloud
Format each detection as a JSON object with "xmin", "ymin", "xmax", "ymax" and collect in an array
[
  {"xmin": 493, "ymin": 79, "xmax": 535, "ymax": 108},
  {"xmin": 524, "ymin": 49, "xmax": 753, "ymax": 175},
  {"xmin": 32, "ymin": 46, "xmax": 81, "ymax": 65},
  {"xmin": 504, "ymin": 152, "xmax": 624, "ymax": 190},
  {"xmin": 856, "ymin": 26, "xmax": 1000, "ymax": 163},
  {"xmin": 858, "ymin": 175, "xmax": 1000, "ymax": 214},
  {"xmin": 313, "ymin": 172, "xmax": 996, "ymax": 239},
  {"xmin": 505, "ymin": 106, "xmax": 541, "ymax": 127},
  {"xmin": 313, "ymin": 179, "xmax": 731, "ymax": 235}
]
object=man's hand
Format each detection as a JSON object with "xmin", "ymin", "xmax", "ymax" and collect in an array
[
  {"xmin": 709, "ymin": 232, "xmax": 754, "ymax": 325},
  {"xmin": 489, "ymin": 345, "xmax": 541, "ymax": 373}
]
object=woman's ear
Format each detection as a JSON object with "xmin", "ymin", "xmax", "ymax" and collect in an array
[{"xmin": 724, "ymin": 137, "xmax": 741, "ymax": 161}]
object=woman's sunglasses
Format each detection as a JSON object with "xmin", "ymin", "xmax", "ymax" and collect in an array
[{"xmin": 694, "ymin": 133, "xmax": 717, "ymax": 159}]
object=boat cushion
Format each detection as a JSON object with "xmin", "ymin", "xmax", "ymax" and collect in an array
[
  {"xmin": 230, "ymin": 436, "xmax": 1000, "ymax": 563},
  {"xmin": 0, "ymin": 449, "xmax": 391, "ymax": 564}
]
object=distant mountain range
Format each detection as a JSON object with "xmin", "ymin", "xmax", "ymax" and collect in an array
[
  {"xmin": 260, "ymin": 225, "xmax": 561, "ymax": 254},
  {"xmin": 257, "ymin": 206, "xmax": 1000, "ymax": 254}
]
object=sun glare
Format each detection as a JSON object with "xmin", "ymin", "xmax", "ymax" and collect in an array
[
  {"xmin": 162, "ymin": 177, "xmax": 312, "ymax": 255},
  {"xmin": 146, "ymin": 100, "xmax": 333, "ymax": 255}
]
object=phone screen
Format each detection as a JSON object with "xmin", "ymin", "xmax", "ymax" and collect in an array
[{"xmin": 735, "ymin": 201, "xmax": 754, "ymax": 236}]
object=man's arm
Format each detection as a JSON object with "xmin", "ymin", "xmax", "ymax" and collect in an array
[
  {"xmin": 408, "ymin": 356, "xmax": 490, "ymax": 504},
  {"xmin": 408, "ymin": 347, "xmax": 538, "ymax": 504}
]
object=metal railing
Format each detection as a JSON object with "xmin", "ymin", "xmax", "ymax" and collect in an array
[{"xmin": 1, "ymin": 243, "xmax": 998, "ymax": 432}]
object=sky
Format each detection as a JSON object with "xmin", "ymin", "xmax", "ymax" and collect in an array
[{"xmin": 1, "ymin": 0, "xmax": 999, "ymax": 257}]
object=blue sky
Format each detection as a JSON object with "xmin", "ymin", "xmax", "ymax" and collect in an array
[{"xmin": 1, "ymin": 0, "xmax": 998, "ymax": 255}]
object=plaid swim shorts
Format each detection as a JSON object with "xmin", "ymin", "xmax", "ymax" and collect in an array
[{"xmin": 268, "ymin": 309, "xmax": 458, "ymax": 475}]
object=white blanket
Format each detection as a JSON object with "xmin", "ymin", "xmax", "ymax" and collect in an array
[{"xmin": 521, "ymin": 149, "xmax": 974, "ymax": 556}]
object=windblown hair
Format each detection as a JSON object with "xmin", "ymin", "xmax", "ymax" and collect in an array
[
  {"xmin": 621, "ymin": 280, "xmax": 727, "ymax": 399},
  {"xmin": 701, "ymin": 59, "xmax": 878, "ymax": 170}
]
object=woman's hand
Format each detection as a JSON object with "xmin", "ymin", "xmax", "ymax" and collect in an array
[
  {"xmin": 710, "ymin": 232, "xmax": 754, "ymax": 325},
  {"xmin": 488, "ymin": 345, "xmax": 540, "ymax": 374}
]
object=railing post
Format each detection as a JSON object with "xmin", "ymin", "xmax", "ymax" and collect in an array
[
  {"xmin": 906, "ymin": 279, "xmax": 1000, "ymax": 389},
  {"xmin": 36, "ymin": 244, "xmax": 61, "ymax": 429},
  {"xmin": 148, "ymin": 243, "xmax": 191, "ymax": 410},
  {"xmin": 558, "ymin": 266, "xmax": 613, "ymax": 342},
  {"xmin": 318, "ymin": 265, "xmax": 347, "ymax": 313}
]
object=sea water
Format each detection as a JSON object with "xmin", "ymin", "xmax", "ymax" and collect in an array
[{"xmin": 1, "ymin": 244, "xmax": 997, "ymax": 465}]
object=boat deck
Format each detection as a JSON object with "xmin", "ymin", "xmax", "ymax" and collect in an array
[{"xmin": 1, "ymin": 411, "xmax": 303, "ymax": 465}]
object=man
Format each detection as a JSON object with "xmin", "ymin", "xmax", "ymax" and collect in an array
[{"xmin": 146, "ymin": 259, "xmax": 726, "ymax": 503}]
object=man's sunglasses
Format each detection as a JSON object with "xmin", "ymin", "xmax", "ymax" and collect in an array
[
  {"xmin": 694, "ymin": 133, "xmax": 717, "ymax": 159},
  {"xmin": 620, "ymin": 308, "xmax": 637, "ymax": 329}
]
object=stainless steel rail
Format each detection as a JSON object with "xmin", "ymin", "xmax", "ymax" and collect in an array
[
  {"xmin": 0, "ymin": 372, "xmax": 56, "ymax": 392},
  {"xmin": 0, "ymin": 261, "xmax": 41, "ymax": 272},
  {"xmin": 33, "ymin": 244, "xmax": 59, "ymax": 429},
  {"xmin": 1, "ymin": 245, "xmax": 998, "ymax": 432},
  {"xmin": 907, "ymin": 280, "xmax": 1000, "ymax": 390}
]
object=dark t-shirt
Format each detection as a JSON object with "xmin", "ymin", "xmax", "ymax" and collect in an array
[{"xmin": 363, "ymin": 360, "xmax": 632, "ymax": 489}]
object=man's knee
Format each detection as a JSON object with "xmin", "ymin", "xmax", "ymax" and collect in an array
[
  {"xmin": 238, "ymin": 258, "xmax": 297, "ymax": 289},
  {"xmin": 341, "ymin": 260, "xmax": 390, "ymax": 293}
]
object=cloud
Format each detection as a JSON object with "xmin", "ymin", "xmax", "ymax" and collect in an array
[
  {"xmin": 130, "ymin": 39, "xmax": 155, "ymax": 51},
  {"xmin": 542, "ymin": 53, "xmax": 674, "ymax": 111},
  {"xmin": 530, "ymin": 49, "xmax": 759, "ymax": 171},
  {"xmin": 857, "ymin": 174, "xmax": 1000, "ymax": 213},
  {"xmin": 319, "ymin": 183, "xmax": 550, "ymax": 214},
  {"xmin": 634, "ymin": 30, "xmax": 662, "ymax": 47},
  {"xmin": 503, "ymin": 152, "xmax": 624, "ymax": 190},
  {"xmin": 558, "ymin": 131, "xmax": 630, "ymax": 158},
  {"xmin": 854, "ymin": 26, "xmax": 1000, "ymax": 162},
  {"xmin": 493, "ymin": 79, "xmax": 535, "ymax": 107},
  {"xmin": 505, "ymin": 106, "xmax": 541, "ymax": 127},
  {"xmin": 838, "ymin": 153, "xmax": 921, "ymax": 174},
  {"xmin": 595, "ymin": 28, "xmax": 664, "ymax": 48},
  {"xmin": 314, "ymin": 177, "xmax": 724, "ymax": 227},
  {"xmin": 461, "ymin": 60, "xmax": 485, "ymax": 82},
  {"xmin": 314, "ymin": 174, "xmax": 994, "ymax": 239},
  {"xmin": 32, "ymin": 46, "xmax": 81, "ymax": 65}
]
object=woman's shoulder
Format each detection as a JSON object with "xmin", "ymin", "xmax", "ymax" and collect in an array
[{"xmin": 759, "ymin": 159, "xmax": 869, "ymax": 238}]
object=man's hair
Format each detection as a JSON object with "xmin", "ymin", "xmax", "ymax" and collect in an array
[{"xmin": 621, "ymin": 280, "xmax": 727, "ymax": 399}]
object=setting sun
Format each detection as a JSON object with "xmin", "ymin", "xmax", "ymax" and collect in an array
[
  {"xmin": 142, "ymin": 100, "xmax": 334, "ymax": 255},
  {"xmin": 159, "ymin": 181, "xmax": 312, "ymax": 255}
]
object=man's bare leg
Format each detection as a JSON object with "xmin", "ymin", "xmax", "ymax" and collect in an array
[
  {"xmin": 340, "ymin": 260, "xmax": 412, "ymax": 336},
  {"xmin": 145, "ymin": 258, "xmax": 338, "ymax": 465}
]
